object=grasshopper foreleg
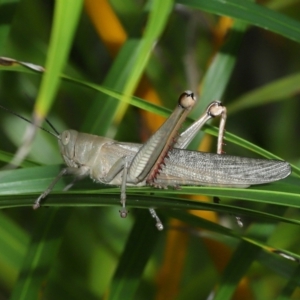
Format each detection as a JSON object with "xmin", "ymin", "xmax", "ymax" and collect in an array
[
  {"xmin": 33, "ymin": 168, "xmax": 68, "ymax": 209},
  {"xmin": 33, "ymin": 167, "xmax": 89, "ymax": 209}
]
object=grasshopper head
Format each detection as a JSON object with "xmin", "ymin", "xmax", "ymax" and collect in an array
[{"xmin": 58, "ymin": 130, "xmax": 78, "ymax": 165}]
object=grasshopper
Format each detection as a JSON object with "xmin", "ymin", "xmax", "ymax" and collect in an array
[{"xmin": 0, "ymin": 91, "xmax": 291, "ymax": 230}]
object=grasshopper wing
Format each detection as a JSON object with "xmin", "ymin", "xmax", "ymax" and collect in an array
[{"xmin": 154, "ymin": 149, "xmax": 291, "ymax": 188}]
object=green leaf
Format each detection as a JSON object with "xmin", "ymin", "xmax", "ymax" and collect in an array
[
  {"xmin": 0, "ymin": 0, "xmax": 19, "ymax": 52},
  {"xmin": 108, "ymin": 210, "xmax": 160, "ymax": 300},
  {"xmin": 0, "ymin": 211, "xmax": 28, "ymax": 289},
  {"xmin": 227, "ymin": 73, "xmax": 300, "ymax": 114},
  {"xmin": 189, "ymin": 20, "xmax": 247, "ymax": 149},
  {"xmin": 34, "ymin": 0, "xmax": 84, "ymax": 118},
  {"xmin": 10, "ymin": 208, "xmax": 70, "ymax": 300},
  {"xmin": 214, "ymin": 242, "xmax": 260, "ymax": 300},
  {"xmin": 178, "ymin": 0, "xmax": 300, "ymax": 42},
  {"xmin": 82, "ymin": 0, "xmax": 173, "ymax": 135}
]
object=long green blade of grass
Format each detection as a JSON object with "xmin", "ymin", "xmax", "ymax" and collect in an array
[
  {"xmin": 0, "ymin": 0, "xmax": 19, "ymax": 52},
  {"xmin": 82, "ymin": 0, "xmax": 172, "ymax": 135},
  {"xmin": 108, "ymin": 210, "xmax": 160, "ymax": 300},
  {"xmin": 34, "ymin": 0, "xmax": 83, "ymax": 119},
  {"xmin": 10, "ymin": 208, "xmax": 70, "ymax": 300},
  {"xmin": 178, "ymin": 0, "xmax": 300, "ymax": 42}
]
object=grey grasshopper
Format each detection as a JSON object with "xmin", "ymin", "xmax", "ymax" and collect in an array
[{"xmin": 1, "ymin": 89, "xmax": 291, "ymax": 230}]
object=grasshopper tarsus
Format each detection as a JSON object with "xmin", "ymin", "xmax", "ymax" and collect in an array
[
  {"xmin": 119, "ymin": 209, "xmax": 129, "ymax": 218},
  {"xmin": 33, "ymin": 191, "xmax": 47, "ymax": 209},
  {"xmin": 33, "ymin": 192, "xmax": 47, "ymax": 210},
  {"xmin": 33, "ymin": 202, "xmax": 40, "ymax": 210},
  {"xmin": 235, "ymin": 216, "xmax": 244, "ymax": 228},
  {"xmin": 215, "ymin": 197, "xmax": 244, "ymax": 227},
  {"xmin": 155, "ymin": 222, "xmax": 164, "ymax": 231},
  {"xmin": 173, "ymin": 185, "xmax": 181, "ymax": 190},
  {"xmin": 149, "ymin": 208, "xmax": 164, "ymax": 230}
]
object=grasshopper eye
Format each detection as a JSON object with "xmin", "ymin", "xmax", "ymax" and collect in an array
[{"xmin": 61, "ymin": 131, "xmax": 71, "ymax": 145}]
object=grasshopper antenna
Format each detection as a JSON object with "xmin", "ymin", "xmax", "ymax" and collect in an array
[
  {"xmin": 44, "ymin": 117, "xmax": 60, "ymax": 136},
  {"xmin": 0, "ymin": 104, "xmax": 60, "ymax": 139}
]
